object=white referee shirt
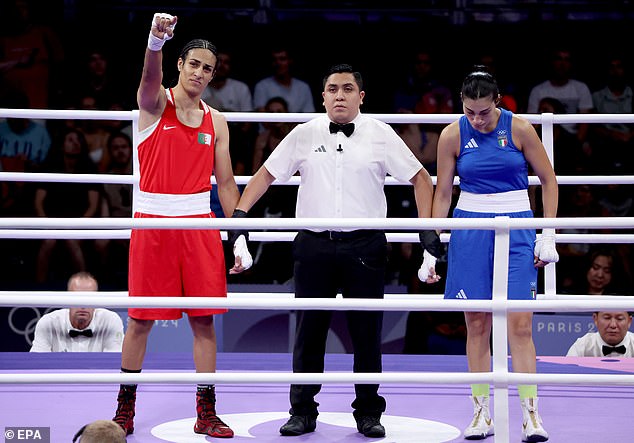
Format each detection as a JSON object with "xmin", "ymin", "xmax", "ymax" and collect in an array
[
  {"xmin": 566, "ymin": 331, "xmax": 634, "ymax": 357},
  {"xmin": 263, "ymin": 114, "xmax": 422, "ymax": 226},
  {"xmin": 30, "ymin": 308, "xmax": 124, "ymax": 352}
]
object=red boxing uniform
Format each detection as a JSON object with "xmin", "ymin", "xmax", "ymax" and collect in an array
[{"xmin": 129, "ymin": 89, "xmax": 227, "ymax": 320}]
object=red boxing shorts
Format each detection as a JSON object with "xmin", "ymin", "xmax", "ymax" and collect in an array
[{"xmin": 128, "ymin": 212, "xmax": 228, "ymax": 320}]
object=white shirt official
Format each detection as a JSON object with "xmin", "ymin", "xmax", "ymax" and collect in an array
[
  {"xmin": 264, "ymin": 114, "xmax": 422, "ymax": 228},
  {"xmin": 566, "ymin": 331, "xmax": 634, "ymax": 357},
  {"xmin": 30, "ymin": 308, "xmax": 124, "ymax": 352}
]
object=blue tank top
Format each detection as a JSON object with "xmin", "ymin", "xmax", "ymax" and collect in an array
[{"xmin": 456, "ymin": 108, "xmax": 528, "ymax": 194}]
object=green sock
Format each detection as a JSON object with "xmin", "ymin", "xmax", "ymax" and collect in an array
[
  {"xmin": 471, "ymin": 384, "xmax": 490, "ymax": 397},
  {"xmin": 518, "ymin": 384, "xmax": 537, "ymax": 399}
]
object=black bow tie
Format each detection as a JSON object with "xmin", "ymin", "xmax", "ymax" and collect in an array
[
  {"xmin": 329, "ymin": 122, "xmax": 355, "ymax": 137},
  {"xmin": 69, "ymin": 329, "xmax": 93, "ymax": 338},
  {"xmin": 602, "ymin": 344, "xmax": 626, "ymax": 356}
]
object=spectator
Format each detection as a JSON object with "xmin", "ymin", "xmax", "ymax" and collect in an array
[
  {"xmin": 30, "ymin": 272, "xmax": 124, "ymax": 352},
  {"xmin": 589, "ymin": 54, "xmax": 634, "ymax": 174},
  {"xmin": 392, "ymin": 48, "xmax": 454, "ymax": 115},
  {"xmin": 97, "ymin": 131, "xmax": 132, "ymax": 216},
  {"xmin": 74, "ymin": 92, "xmax": 113, "ymax": 172},
  {"xmin": 597, "ymin": 183, "xmax": 633, "ymax": 220},
  {"xmin": 202, "ymin": 48, "xmax": 256, "ymax": 175},
  {"xmin": 389, "ymin": 49, "xmax": 452, "ymax": 281},
  {"xmin": 526, "ymin": 47, "xmax": 593, "ymax": 145},
  {"xmin": 393, "ymin": 109, "xmax": 440, "ymax": 175},
  {"xmin": 475, "ymin": 50, "xmax": 521, "ymax": 112},
  {"xmin": 73, "ymin": 419, "xmax": 126, "ymax": 443},
  {"xmin": 389, "ymin": 108, "xmax": 441, "ymax": 285},
  {"xmin": 101, "ymin": 98, "xmax": 133, "ymax": 140},
  {"xmin": 246, "ymin": 96, "xmax": 296, "ymax": 284},
  {"xmin": 251, "ymin": 96, "xmax": 293, "ymax": 172},
  {"xmin": 536, "ymin": 96, "xmax": 590, "ymax": 175},
  {"xmin": 0, "ymin": 0, "xmax": 64, "ymax": 109},
  {"xmin": 33, "ymin": 128, "xmax": 100, "ymax": 284},
  {"xmin": 94, "ymin": 132, "xmax": 132, "ymax": 287},
  {"xmin": 202, "ymin": 49, "xmax": 253, "ymax": 114},
  {"xmin": 596, "ymin": 181, "xmax": 634, "ymax": 290},
  {"xmin": 561, "ymin": 248, "xmax": 630, "ymax": 296},
  {"xmin": 253, "ymin": 45, "xmax": 315, "ymax": 113},
  {"xmin": 566, "ymin": 311, "xmax": 634, "ymax": 357},
  {"xmin": 69, "ymin": 47, "xmax": 133, "ymax": 112},
  {"xmin": 0, "ymin": 89, "xmax": 51, "ymax": 171},
  {"xmin": 392, "ymin": 48, "xmax": 454, "ymax": 175},
  {"xmin": 556, "ymin": 185, "xmax": 606, "ymax": 288},
  {"xmin": 0, "ymin": 89, "xmax": 50, "ymax": 219}
]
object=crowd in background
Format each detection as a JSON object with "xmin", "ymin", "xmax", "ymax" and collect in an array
[{"xmin": 0, "ymin": 2, "xmax": 632, "ymax": 326}]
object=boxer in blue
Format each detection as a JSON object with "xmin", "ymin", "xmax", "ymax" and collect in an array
[{"xmin": 432, "ymin": 67, "xmax": 559, "ymax": 442}]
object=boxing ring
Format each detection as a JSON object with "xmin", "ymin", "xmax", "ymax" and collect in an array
[{"xmin": 1, "ymin": 108, "xmax": 634, "ymax": 442}]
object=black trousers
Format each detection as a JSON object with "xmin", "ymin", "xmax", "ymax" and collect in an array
[{"xmin": 288, "ymin": 230, "xmax": 387, "ymax": 418}]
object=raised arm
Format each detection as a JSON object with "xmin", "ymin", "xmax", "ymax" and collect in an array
[{"xmin": 137, "ymin": 13, "xmax": 177, "ymax": 130}]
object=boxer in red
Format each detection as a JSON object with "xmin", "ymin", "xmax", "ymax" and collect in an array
[{"xmin": 112, "ymin": 12, "xmax": 252, "ymax": 439}]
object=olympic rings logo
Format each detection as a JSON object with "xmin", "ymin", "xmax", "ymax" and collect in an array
[{"xmin": 7, "ymin": 306, "xmax": 55, "ymax": 346}]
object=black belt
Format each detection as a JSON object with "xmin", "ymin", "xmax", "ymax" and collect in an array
[{"xmin": 302, "ymin": 229, "xmax": 379, "ymax": 241}]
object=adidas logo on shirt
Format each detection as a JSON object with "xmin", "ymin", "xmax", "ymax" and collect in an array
[
  {"xmin": 455, "ymin": 289, "xmax": 467, "ymax": 299},
  {"xmin": 464, "ymin": 138, "xmax": 478, "ymax": 149},
  {"xmin": 314, "ymin": 145, "xmax": 326, "ymax": 153}
]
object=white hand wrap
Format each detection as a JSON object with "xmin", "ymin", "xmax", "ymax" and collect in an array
[
  {"xmin": 534, "ymin": 228, "xmax": 559, "ymax": 263},
  {"xmin": 148, "ymin": 13, "xmax": 176, "ymax": 51},
  {"xmin": 233, "ymin": 234, "xmax": 253, "ymax": 271},
  {"xmin": 418, "ymin": 250, "xmax": 439, "ymax": 282}
]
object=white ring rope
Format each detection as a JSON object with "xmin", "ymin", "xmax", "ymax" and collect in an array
[
  {"xmin": 2, "ymin": 107, "xmax": 634, "ymax": 443},
  {"xmin": 0, "ymin": 228, "xmax": 634, "ymax": 244},
  {"xmin": 2, "ymin": 172, "xmax": 634, "ymax": 187},
  {"xmin": 2, "ymin": 293, "xmax": 634, "ymax": 312},
  {"xmin": 2, "ymin": 108, "xmax": 634, "ymax": 124},
  {"xmin": 0, "ymin": 216, "xmax": 633, "ymax": 230},
  {"xmin": 2, "ymin": 372, "xmax": 633, "ymax": 386},
  {"xmin": 1, "ymin": 230, "xmax": 633, "ymax": 244}
]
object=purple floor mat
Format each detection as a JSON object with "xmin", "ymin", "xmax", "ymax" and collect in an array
[{"xmin": 1, "ymin": 353, "xmax": 632, "ymax": 442}]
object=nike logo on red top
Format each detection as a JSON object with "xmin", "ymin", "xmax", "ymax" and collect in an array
[{"xmin": 163, "ymin": 125, "xmax": 177, "ymax": 130}]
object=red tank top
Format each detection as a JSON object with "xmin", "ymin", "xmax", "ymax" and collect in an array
[{"xmin": 138, "ymin": 89, "xmax": 215, "ymax": 194}]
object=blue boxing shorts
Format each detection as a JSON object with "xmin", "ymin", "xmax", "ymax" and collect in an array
[{"xmin": 443, "ymin": 208, "xmax": 537, "ymax": 301}]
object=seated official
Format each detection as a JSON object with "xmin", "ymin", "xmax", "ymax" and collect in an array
[
  {"xmin": 566, "ymin": 311, "xmax": 634, "ymax": 357},
  {"xmin": 30, "ymin": 272, "xmax": 124, "ymax": 352}
]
